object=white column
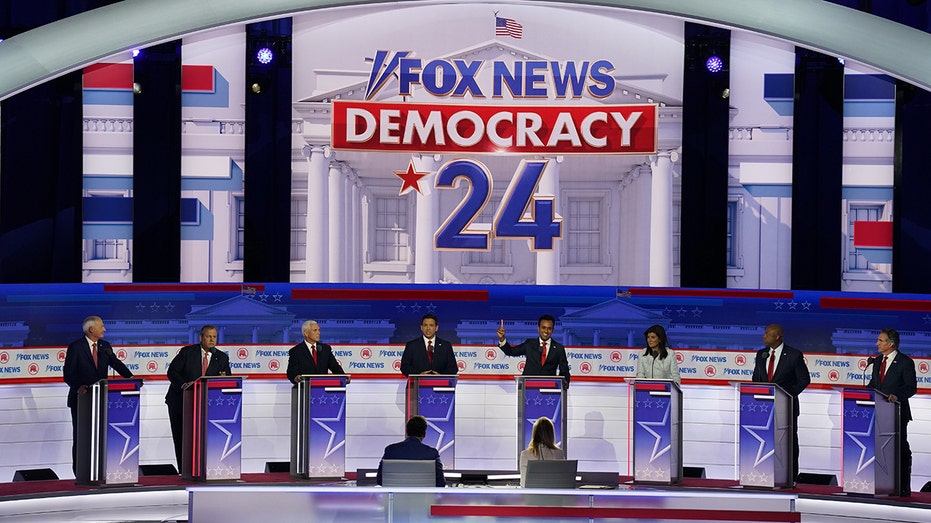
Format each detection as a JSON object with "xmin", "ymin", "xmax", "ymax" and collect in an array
[
  {"xmin": 304, "ymin": 145, "xmax": 331, "ymax": 282},
  {"xmin": 413, "ymin": 154, "xmax": 440, "ymax": 283},
  {"xmin": 535, "ymin": 157, "xmax": 562, "ymax": 285},
  {"xmin": 328, "ymin": 161, "xmax": 348, "ymax": 282},
  {"xmin": 649, "ymin": 150, "xmax": 678, "ymax": 287},
  {"xmin": 348, "ymin": 172, "xmax": 363, "ymax": 283}
]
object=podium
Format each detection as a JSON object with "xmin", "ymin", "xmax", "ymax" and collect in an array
[
  {"xmin": 631, "ymin": 379, "xmax": 682, "ymax": 484},
  {"xmin": 841, "ymin": 387, "xmax": 899, "ymax": 496},
  {"xmin": 405, "ymin": 375, "xmax": 457, "ymax": 469},
  {"xmin": 738, "ymin": 382, "xmax": 793, "ymax": 489},
  {"xmin": 75, "ymin": 378, "xmax": 144, "ymax": 486},
  {"xmin": 516, "ymin": 376, "xmax": 567, "ymax": 460},
  {"xmin": 182, "ymin": 376, "xmax": 244, "ymax": 481},
  {"xmin": 291, "ymin": 375, "xmax": 348, "ymax": 479}
]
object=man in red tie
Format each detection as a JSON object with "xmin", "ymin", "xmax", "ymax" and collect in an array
[
  {"xmin": 869, "ymin": 328, "xmax": 917, "ymax": 497},
  {"xmin": 165, "ymin": 325, "xmax": 231, "ymax": 470},
  {"xmin": 751, "ymin": 324, "xmax": 810, "ymax": 485},
  {"xmin": 63, "ymin": 316, "xmax": 134, "ymax": 474},
  {"xmin": 496, "ymin": 314, "xmax": 570, "ymax": 389},
  {"xmin": 287, "ymin": 320, "xmax": 348, "ymax": 384},
  {"xmin": 400, "ymin": 313, "xmax": 458, "ymax": 376}
]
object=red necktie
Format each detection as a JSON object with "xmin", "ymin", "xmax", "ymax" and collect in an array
[
  {"xmin": 92, "ymin": 342, "xmax": 99, "ymax": 367},
  {"xmin": 767, "ymin": 348, "xmax": 776, "ymax": 381},
  {"xmin": 311, "ymin": 344, "xmax": 318, "ymax": 366},
  {"xmin": 541, "ymin": 341, "xmax": 547, "ymax": 366},
  {"xmin": 879, "ymin": 355, "xmax": 887, "ymax": 384},
  {"xmin": 202, "ymin": 350, "xmax": 209, "ymax": 375},
  {"xmin": 427, "ymin": 340, "xmax": 434, "ymax": 365}
]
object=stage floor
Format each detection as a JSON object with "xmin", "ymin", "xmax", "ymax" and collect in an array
[{"xmin": 0, "ymin": 473, "xmax": 928, "ymax": 522}]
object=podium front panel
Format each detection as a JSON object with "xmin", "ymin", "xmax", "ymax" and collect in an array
[
  {"xmin": 292, "ymin": 376, "xmax": 348, "ymax": 479},
  {"xmin": 516, "ymin": 377, "xmax": 567, "ymax": 459},
  {"xmin": 632, "ymin": 380, "xmax": 682, "ymax": 484},
  {"xmin": 841, "ymin": 388, "xmax": 898, "ymax": 496},
  {"xmin": 738, "ymin": 383, "xmax": 792, "ymax": 489},
  {"xmin": 406, "ymin": 376, "xmax": 457, "ymax": 469},
  {"xmin": 76, "ymin": 378, "xmax": 143, "ymax": 486},
  {"xmin": 187, "ymin": 377, "xmax": 243, "ymax": 481}
]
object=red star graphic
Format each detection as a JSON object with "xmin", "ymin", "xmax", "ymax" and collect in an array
[{"xmin": 393, "ymin": 160, "xmax": 429, "ymax": 195}]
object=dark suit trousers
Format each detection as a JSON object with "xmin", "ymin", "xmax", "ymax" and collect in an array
[{"xmin": 169, "ymin": 403, "xmax": 184, "ymax": 470}]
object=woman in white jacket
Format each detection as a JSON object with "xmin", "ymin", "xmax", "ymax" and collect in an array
[
  {"xmin": 636, "ymin": 324, "xmax": 680, "ymax": 384},
  {"xmin": 519, "ymin": 416, "xmax": 566, "ymax": 487}
]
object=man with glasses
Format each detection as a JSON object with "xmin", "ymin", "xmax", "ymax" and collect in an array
[{"xmin": 870, "ymin": 328, "xmax": 917, "ymax": 497}]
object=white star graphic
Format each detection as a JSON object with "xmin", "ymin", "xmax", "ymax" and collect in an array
[
  {"xmin": 109, "ymin": 398, "xmax": 141, "ymax": 465},
  {"xmin": 311, "ymin": 397, "xmax": 346, "ymax": 460},
  {"xmin": 208, "ymin": 397, "xmax": 243, "ymax": 462},
  {"xmin": 742, "ymin": 406, "xmax": 775, "ymax": 467},
  {"xmin": 636, "ymin": 399, "xmax": 672, "ymax": 464}
]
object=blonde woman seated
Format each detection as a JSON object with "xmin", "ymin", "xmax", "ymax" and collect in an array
[{"xmin": 519, "ymin": 416, "xmax": 566, "ymax": 487}]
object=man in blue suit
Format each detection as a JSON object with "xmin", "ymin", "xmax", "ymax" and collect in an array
[
  {"xmin": 496, "ymin": 314, "xmax": 571, "ymax": 388},
  {"xmin": 869, "ymin": 328, "xmax": 917, "ymax": 497},
  {"xmin": 63, "ymin": 316, "xmax": 134, "ymax": 473},
  {"xmin": 165, "ymin": 325, "xmax": 232, "ymax": 470},
  {"xmin": 752, "ymin": 324, "xmax": 810, "ymax": 484},
  {"xmin": 376, "ymin": 415, "xmax": 445, "ymax": 487},
  {"xmin": 400, "ymin": 314, "xmax": 458, "ymax": 376}
]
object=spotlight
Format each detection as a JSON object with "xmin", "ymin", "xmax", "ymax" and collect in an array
[
  {"xmin": 131, "ymin": 49, "xmax": 140, "ymax": 58},
  {"xmin": 132, "ymin": 82, "xmax": 142, "ymax": 95},
  {"xmin": 256, "ymin": 47, "xmax": 274, "ymax": 65},
  {"xmin": 251, "ymin": 83, "xmax": 262, "ymax": 94},
  {"xmin": 706, "ymin": 55, "xmax": 724, "ymax": 73}
]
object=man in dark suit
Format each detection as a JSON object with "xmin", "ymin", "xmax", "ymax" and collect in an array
[
  {"xmin": 376, "ymin": 415, "xmax": 445, "ymax": 487},
  {"xmin": 287, "ymin": 320, "xmax": 348, "ymax": 384},
  {"xmin": 63, "ymin": 316, "xmax": 134, "ymax": 473},
  {"xmin": 165, "ymin": 324, "xmax": 231, "ymax": 470},
  {"xmin": 400, "ymin": 313, "xmax": 458, "ymax": 376},
  {"xmin": 869, "ymin": 328, "xmax": 917, "ymax": 497},
  {"xmin": 496, "ymin": 314, "xmax": 570, "ymax": 388},
  {"xmin": 752, "ymin": 323, "xmax": 810, "ymax": 483}
]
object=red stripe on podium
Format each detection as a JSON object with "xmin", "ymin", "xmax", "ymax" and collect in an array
[
  {"xmin": 525, "ymin": 380, "xmax": 562, "ymax": 389},
  {"xmin": 844, "ymin": 391, "xmax": 873, "ymax": 400},
  {"xmin": 635, "ymin": 382, "xmax": 668, "ymax": 391},
  {"xmin": 417, "ymin": 379, "xmax": 454, "ymax": 387},
  {"xmin": 207, "ymin": 380, "xmax": 240, "ymax": 389},
  {"xmin": 741, "ymin": 386, "xmax": 773, "ymax": 395},
  {"xmin": 107, "ymin": 382, "xmax": 139, "ymax": 391},
  {"xmin": 309, "ymin": 379, "xmax": 343, "ymax": 387}
]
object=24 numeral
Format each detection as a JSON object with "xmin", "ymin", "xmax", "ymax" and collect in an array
[{"xmin": 434, "ymin": 159, "xmax": 562, "ymax": 251}]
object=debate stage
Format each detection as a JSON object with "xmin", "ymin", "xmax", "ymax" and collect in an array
[{"xmin": 1, "ymin": 472, "xmax": 928, "ymax": 522}]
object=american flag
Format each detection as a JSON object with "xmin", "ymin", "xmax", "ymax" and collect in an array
[{"xmin": 495, "ymin": 16, "xmax": 523, "ymax": 39}]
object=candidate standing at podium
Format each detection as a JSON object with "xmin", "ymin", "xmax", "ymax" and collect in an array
[
  {"xmin": 287, "ymin": 320, "xmax": 348, "ymax": 384},
  {"xmin": 400, "ymin": 313, "xmax": 458, "ymax": 375},
  {"xmin": 636, "ymin": 324, "xmax": 680, "ymax": 384},
  {"xmin": 497, "ymin": 314, "xmax": 571, "ymax": 388},
  {"xmin": 165, "ymin": 325, "xmax": 231, "ymax": 470},
  {"xmin": 63, "ymin": 316, "xmax": 134, "ymax": 473},
  {"xmin": 869, "ymin": 328, "xmax": 917, "ymax": 497},
  {"xmin": 751, "ymin": 324, "xmax": 810, "ymax": 483}
]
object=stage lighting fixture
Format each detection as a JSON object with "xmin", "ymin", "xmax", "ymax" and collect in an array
[
  {"xmin": 705, "ymin": 55, "xmax": 724, "ymax": 73},
  {"xmin": 131, "ymin": 49, "xmax": 140, "ymax": 58},
  {"xmin": 256, "ymin": 47, "xmax": 275, "ymax": 65}
]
